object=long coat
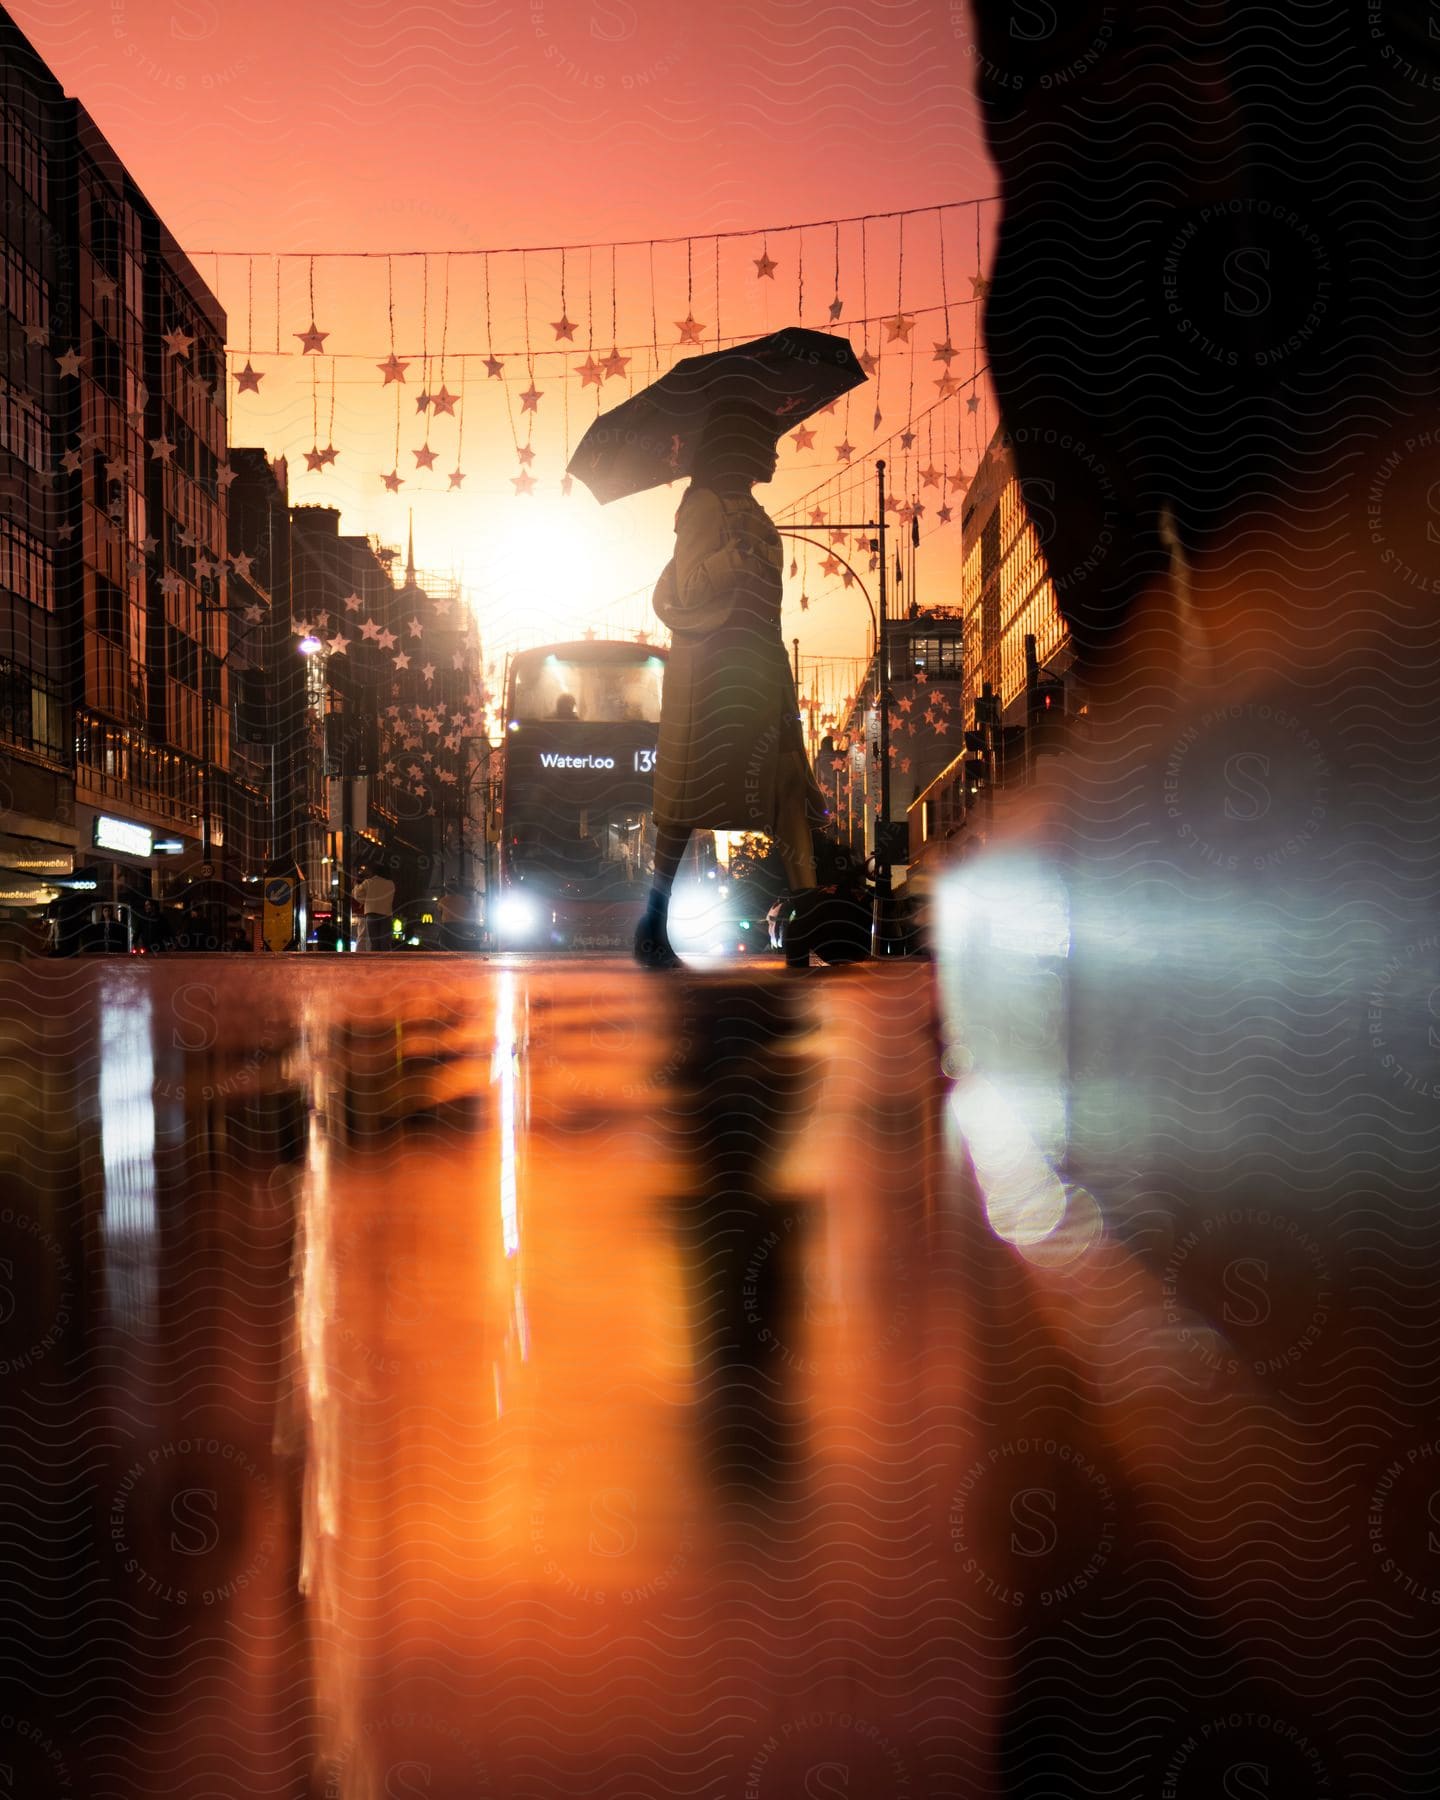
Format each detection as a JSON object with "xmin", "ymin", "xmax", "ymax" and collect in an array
[{"xmin": 651, "ymin": 483, "xmax": 824, "ymax": 834}]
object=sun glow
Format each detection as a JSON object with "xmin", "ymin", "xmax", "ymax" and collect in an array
[{"xmin": 450, "ymin": 487, "xmax": 684, "ymax": 654}]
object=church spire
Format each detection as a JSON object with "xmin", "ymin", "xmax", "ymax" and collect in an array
[{"xmin": 405, "ymin": 510, "xmax": 416, "ymax": 588}]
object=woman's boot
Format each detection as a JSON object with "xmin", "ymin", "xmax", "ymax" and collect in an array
[
  {"xmin": 633, "ymin": 889, "xmax": 681, "ymax": 969},
  {"xmin": 778, "ymin": 889, "xmax": 817, "ymax": 968}
]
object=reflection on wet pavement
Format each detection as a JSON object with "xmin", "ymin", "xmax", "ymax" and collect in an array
[{"xmin": 1, "ymin": 927, "xmax": 1437, "ymax": 1796}]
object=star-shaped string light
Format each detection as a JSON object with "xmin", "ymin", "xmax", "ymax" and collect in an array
[
  {"xmin": 235, "ymin": 360, "xmax": 263, "ymax": 393},
  {"xmin": 431, "ymin": 385, "xmax": 457, "ymax": 415},
  {"xmin": 970, "ymin": 274, "xmax": 989, "ymax": 298},
  {"xmin": 295, "ymin": 321, "xmax": 328, "ymax": 354},
  {"xmin": 577, "ymin": 356, "xmax": 604, "ymax": 387},
  {"xmin": 933, "ymin": 339, "xmax": 957, "ymax": 365},
  {"xmin": 551, "ymin": 313, "xmax": 577, "ymax": 341},
  {"xmin": 512, "ymin": 470, "xmax": 536, "ymax": 496},
  {"xmin": 601, "ymin": 346, "xmax": 630, "ymax": 380},
  {"xmin": 883, "ymin": 313, "xmax": 915, "ymax": 343},
  {"xmin": 483, "ymin": 355, "xmax": 504, "ymax": 378},
  {"xmin": 162, "ymin": 327, "xmax": 194, "ymax": 358},
  {"xmin": 835, "ymin": 440, "xmax": 855, "ymax": 462},
  {"xmin": 754, "ymin": 250, "xmax": 777, "ymax": 279},
  {"xmin": 448, "ymin": 468, "xmax": 466, "ymax": 489},
  {"xmin": 675, "ymin": 315, "xmax": 704, "ymax": 345},
  {"xmin": 55, "ymin": 346, "xmax": 83, "ymax": 377},
  {"xmin": 790, "ymin": 425, "xmax": 816, "ymax": 451},
  {"xmin": 304, "ymin": 447, "xmax": 327, "ymax": 471},
  {"xmin": 378, "ymin": 353, "xmax": 409, "ymax": 384},
  {"xmin": 413, "ymin": 444, "xmax": 438, "ymax": 470},
  {"xmin": 519, "ymin": 380, "xmax": 543, "ymax": 412},
  {"xmin": 382, "ymin": 469, "xmax": 405, "ymax": 491},
  {"xmin": 828, "ymin": 297, "xmax": 844, "ymax": 321}
]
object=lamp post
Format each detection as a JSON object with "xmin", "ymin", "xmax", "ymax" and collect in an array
[
  {"xmin": 194, "ymin": 590, "xmax": 269, "ymax": 949},
  {"xmin": 297, "ymin": 633, "xmax": 349, "ymax": 948},
  {"xmin": 776, "ymin": 458, "xmax": 906, "ymax": 952}
]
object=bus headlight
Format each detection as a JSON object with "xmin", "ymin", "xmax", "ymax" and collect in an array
[
  {"xmin": 496, "ymin": 892, "xmax": 541, "ymax": 941},
  {"xmin": 666, "ymin": 881, "xmax": 732, "ymax": 959}
]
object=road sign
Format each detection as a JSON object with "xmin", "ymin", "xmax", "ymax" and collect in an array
[{"xmin": 263, "ymin": 876, "xmax": 295, "ymax": 952}]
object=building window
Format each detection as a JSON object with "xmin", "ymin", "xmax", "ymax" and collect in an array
[
  {"xmin": 0, "ymin": 657, "xmax": 68, "ymax": 760},
  {"xmin": 0, "ymin": 517, "xmax": 54, "ymax": 611},
  {"xmin": 0, "ymin": 375, "xmax": 46, "ymax": 472},
  {"xmin": 94, "ymin": 574, "xmax": 125, "ymax": 643},
  {"xmin": 166, "ymin": 624, "xmax": 200, "ymax": 692},
  {"xmin": 0, "ymin": 241, "xmax": 48, "ymax": 333},
  {"xmin": 88, "ymin": 321, "xmax": 124, "ymax": 401},
  {"xmin": 1, "ymin": 107, "xmax": 48, "ymax": 209},
  {"xmin": 910, "ymin": 635, "xmax": 963, "ymax": 680},
  {"xmin": 90, "ymin": 199, "xmax": 123, "ymax": 279}
]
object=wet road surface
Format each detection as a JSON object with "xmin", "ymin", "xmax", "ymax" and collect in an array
[{"xmin": 2, "ymin": 932, "xmax": 1438, "ymax": 1797}]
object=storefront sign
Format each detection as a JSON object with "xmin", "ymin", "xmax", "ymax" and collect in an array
[{"xmin": 93, "ymin": 815, "xmax": 153, "ymax": 858}]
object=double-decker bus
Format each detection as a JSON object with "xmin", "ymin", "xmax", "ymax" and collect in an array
[{"xmin": 492, "ymin": 638, "xmax": 723, "ymax": 952}]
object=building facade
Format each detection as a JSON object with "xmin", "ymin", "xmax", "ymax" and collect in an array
[
  {"xmin": 907, "ymin": 425, "xmax": 1077, "ymax": 868},
  {"xmin": 958, "ymin": 425, "xmax": 1071, "ymax": 731},
  {"xmin": 819, "ymin": 606, "xmax": 966, "ymax": 860},
  {"xmin": 1, "ymin": 6, "xmax": 234, "ymax": 924}
]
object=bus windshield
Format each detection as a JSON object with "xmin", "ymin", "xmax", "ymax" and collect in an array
[
  {"xmin": 511, "ymin": 652, "xmax": 664, "ymax": 725},
  {"xmin": 506, "ymin": 794, "xmax": 656, "ymax": 896}
]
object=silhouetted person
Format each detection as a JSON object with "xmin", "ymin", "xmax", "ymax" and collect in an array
[
  {"xmin": 635, "ymin": 400, "xmax": 826, "ymax": 967},
  {"xmin": 973, "ymin": 3, "xmax": 1440, "ymax": 677},
  {"xmin": 553, "ymin": 692, "xmax": 578, "ymax": 719}
]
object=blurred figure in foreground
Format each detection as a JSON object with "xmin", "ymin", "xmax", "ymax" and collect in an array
[{"xmin": 954, "ymin": 9, "xmax": 1440, "ymax": 1796}]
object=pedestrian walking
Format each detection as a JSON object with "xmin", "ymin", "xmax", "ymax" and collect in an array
[
  {"xmin": 352, "ymin": 864, "xmax": 396, "ymax": 952},
  {"xmin": 635, "ymin": 400, "xmax": 827, "ymax": 967}
]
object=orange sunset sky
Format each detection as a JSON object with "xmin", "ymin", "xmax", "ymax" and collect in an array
[{"xmin": 13, "ymin": 0, "xmax": 999, "ymax": 715}]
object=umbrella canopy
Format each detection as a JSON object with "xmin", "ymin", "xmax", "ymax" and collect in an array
[{"xmin": 567, "ymin": 326, "xmax": 866, "ymax": 505}]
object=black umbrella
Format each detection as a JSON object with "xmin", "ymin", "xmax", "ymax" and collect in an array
[{"xmin": 567, "ymin": 326, "xmax": 866, "ymax": 504}]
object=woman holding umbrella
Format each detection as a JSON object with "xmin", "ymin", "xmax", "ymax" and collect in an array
[
  {"xmin": 634, "ymin": 398, "xmax": 827, "ymax": 967},
  {"xmin": 566, "ymin": 326, "xmax": 866, "ymax": 967}
]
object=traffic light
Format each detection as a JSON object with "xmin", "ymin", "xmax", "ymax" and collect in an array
[{"xmin": 1029, "ymin": 676, "xmax": 1065, "ymax": 757}]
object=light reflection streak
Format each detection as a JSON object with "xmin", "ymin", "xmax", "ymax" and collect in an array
[
  {"xmin": 937, "ymin": 853, "xmax": 1072, "ymax": 961},
  {"xmin": 98, "ymin": 970, "xmax": 157, "ymax": 1330},
  {"xmin": 951, "ymin": 1076, "xmax": 1068, "ymax": 1246},
  {"xmin": 492, "ymin": 969, "xmax": 521, "ymax": 1259}
]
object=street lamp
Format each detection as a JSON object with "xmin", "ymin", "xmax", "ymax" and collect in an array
[{"xmin": 778, "ymin": 459, "xmax": 905, "ymax": 953}]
